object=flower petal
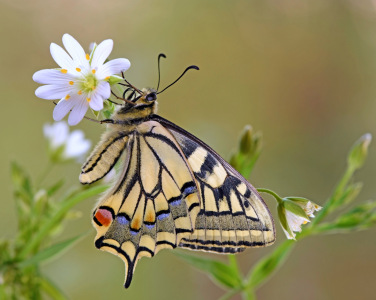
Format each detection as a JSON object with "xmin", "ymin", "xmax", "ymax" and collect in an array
[
  {"xmin": 53, "ymin": 98, "xmax": 76, "ymax": 121},
  {"xmin": 68, "ymin": 97, "xmax": 89, "ymax": 125},
  {"xmin": 89, "ymin": 92, "xmax": 104, "ymax": 111},
  {"xmin": 90, "ymin": 39, "xmax": 113, "ymax": 69},
  {"xmin": 64, "ymin": 130, "xmax": 91, "ymax": 159},
  {"xmin": 96, "ymin": 81, "xmax": 111, "ymax": 99},
  {"xmin": 50, "ymin": 43, "xmax": 75, "ymax": 71},
  {"xmin": 33, "ymin": 69, "xmax": 76, "ymax": 85},
  {"xmin": 97, "ymin": 58, "xmax": 131, "ymax": 79},
  {"xmin": 62, "ymin": 34, "xmax": 90, "ymax": 70},
  {"xmin": 35, "ymin": 85, "xmax": 73, "ymax": 100}
]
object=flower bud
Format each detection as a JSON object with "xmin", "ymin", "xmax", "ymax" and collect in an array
[
  {"xmin": 240, "ymin": 125, "xmax": 253, "ymax": 154},
  {"xmin": 278, "ymin": 197, "xmax": 321, "ymax": 240},
  {"xmin": 348, "ymin": 133, "xmax": 372, "ymax": 170}
]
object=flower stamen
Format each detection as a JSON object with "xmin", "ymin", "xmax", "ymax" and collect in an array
[
  {"xmin": 65, "ymin": 94, "xmax": 70, "ymax": 100},
  {"xmin": 76, "ymin": 67, "xmax": 81, "ymax": 72},
  {"xmin": 61, "ymin": 69, "xmax": 68, "ymax": 74},
  {"xmin": 86, "ymin": 53, "xmax": 90, "ymax": 60},
  {"xmin": 86, "ymin": 98, "xmax": 91, "ymax": 102},
  {"xmin": 92, "ymin": 69, "xmax": 96, "ymax": 74},
  {"xmin": 69, "ymin": 81, "xmax": 74, "ymax": 85},
  {"xmin": 78, "ymin": 90, "xmax": 82, "ymax": 95}
]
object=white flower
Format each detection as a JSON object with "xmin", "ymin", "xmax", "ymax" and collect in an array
[
  {"xmin": 278, "ymin": 197, "xmax": 322, "ymax": 240},
  {"xmin": 44, "ymin": 121, "xmax": 91, "ymax": 162},
  {"xmin": 33, "ymin": 34, "xmax": 130, "ymax": 126}
]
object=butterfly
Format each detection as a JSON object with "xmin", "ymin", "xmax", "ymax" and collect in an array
[{"xmin": 79, "ymin": 57, "xmax": 275, "ymax": 288}]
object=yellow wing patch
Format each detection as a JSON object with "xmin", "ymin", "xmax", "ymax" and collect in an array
[
  {"xmin": 159, "ymin": 118, "xmax": 275, "ymax": 253},
  {"xmin": 90, "ymin": 121, "xmax": 200, "ymax": 288},
  {"xmin": 80, "ymin": 130, "xmax": 129, "ymax": 184}
]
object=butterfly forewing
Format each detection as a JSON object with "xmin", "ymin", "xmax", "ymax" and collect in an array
[
  {"xmin": 153, "ymin": 115, "xmax": 275, "ymax": 253},
  {"xmin": 86, "ymin": 121, "xmax": 201, "ymax": 288}
]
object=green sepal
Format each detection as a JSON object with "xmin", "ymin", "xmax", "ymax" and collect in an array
[
  {"xmin": 176, "ymin": 251, "xmax": 242, "ymax": 289},
  {"xmin": 102, "ymin": 100, "xmax": 116, "ymax": 119},
  {"xmin": 283, "ymin": 199, "xmax": 309, "ymax": 220},
  {"xmin": 91, "ymin": 109, "xmax": 100, "ymax": 118},
  {"xmin": 277, "ymin": 205, "xmax": 294, "ymax": 238},
  {"xmin": 108, "ymin": 75, "xmax": 123, "ymax": 85}
]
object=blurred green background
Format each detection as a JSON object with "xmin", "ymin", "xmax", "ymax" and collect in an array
[{"xmin": 1, "ymin": 0, "xmax": 376, "ymax": 299}]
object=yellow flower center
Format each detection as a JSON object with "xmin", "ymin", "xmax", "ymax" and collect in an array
[{"xmin": 80, "ymin": 73, "xmax": 98, "ymax": 94}]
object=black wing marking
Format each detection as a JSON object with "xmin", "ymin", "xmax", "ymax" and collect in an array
[
  {"xmin": 80, "ymin": 130, "xmax": 129, "ymax": 184},
  {"xmin": 92, "ymin": 121, "xmax": 201, "ymax": 288},
  {"xmin": 151, "ymin": 115, "xmax": 276, "ymax": 253}
]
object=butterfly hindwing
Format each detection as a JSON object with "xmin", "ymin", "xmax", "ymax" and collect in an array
[
  {"xmin": 152, "ymin": 115, "xmax": 276, "ymax": 253},
  {"xmin": 90, "ymin": 121, "xmax": 201, "ymax": 288}
]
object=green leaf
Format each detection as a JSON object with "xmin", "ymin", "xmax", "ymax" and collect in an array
[
  {"xmin": 176, "ymin": 251, "xmax": 242, "ymax": 289},
  {"xmin": 11, "ymin": 162, "xmax": 33, "ymax": 205},
  {"xmin": 246, "ymin": 240, "xmax": 294, "ymax": 289},
  {"xmin": 47, "ymin": 180, "xmax": 65, "ymax": 197},
  {"xmin": 18, "ymin": 233, "xmax": 87, "ymax": 268},
  {"xmin": 17, "ymin": 184, "xmax": 109, "ymax": 260}
]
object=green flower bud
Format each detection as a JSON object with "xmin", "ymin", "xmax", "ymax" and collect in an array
[
  {"xmin": 348, "ymin": 133, "xmax": 372, "ymax": 170},
  {"xmin": 240, "ymin": 125, "xmax": 253, "ymax": 154}
]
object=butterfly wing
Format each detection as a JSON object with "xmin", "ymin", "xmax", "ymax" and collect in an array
[
  {"xmin": 87, "ymin": 121, "xmax": 201, "ymax": 288},
  {"xmin": 152, "ymin": 115, "xmax": 276, "ymax": 253},
  {"xmin": 80, "ymin": 130, "xmax": 129, "ymax": 184}
]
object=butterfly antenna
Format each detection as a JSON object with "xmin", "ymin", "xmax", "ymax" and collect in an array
[
  {"xmin": 156, "ymin": 53, "xmax": 166, "ymax": 92},
  {"xmin": 157, "ymin": 65, "xmax": 199, "ymax": 95}
]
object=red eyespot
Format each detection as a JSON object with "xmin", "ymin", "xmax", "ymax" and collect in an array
[{"xmin": 94, "ymin": 208, "xmax": 113, "ymax": 226}]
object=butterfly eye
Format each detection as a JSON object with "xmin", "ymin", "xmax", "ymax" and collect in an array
[{"xmin": 146, "ymin": 92, "xmax": 157, "ymax": 101}]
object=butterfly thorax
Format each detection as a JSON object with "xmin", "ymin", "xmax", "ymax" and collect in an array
[{"xmin": 109, "ymin": 88, "xmax": 158, "ymax": 131}]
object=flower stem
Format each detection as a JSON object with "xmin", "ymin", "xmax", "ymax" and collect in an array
[
  {"xmin": 257, "ymin": 188, "xmax": 283, "ymax": 204},
  {"xmin": 311, "ymin": 165, "xmax": 354, "ymax": 226}
]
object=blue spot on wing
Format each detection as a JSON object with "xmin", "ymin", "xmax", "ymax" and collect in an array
[
  {"xmin": 117, "ymin": 215, "xmax": 129, "ymax": 225},
  {"xmin": 170, "ymin": 199, "xmax": 181, "ymax": 206},
  {"xmin": 157, "ymin": 213, "xmax": 170, "ymax": 220}
]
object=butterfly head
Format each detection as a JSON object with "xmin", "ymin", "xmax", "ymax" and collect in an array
[{"xmin": 114, "ymin": 55, "xmax": 198, "ymax": 117}]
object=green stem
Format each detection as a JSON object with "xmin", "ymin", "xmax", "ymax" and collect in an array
[
  {"xmin": 17, "ymin": 185, "xmax": 109, "ymax": 260},
  {"xmin": 312, "ymin": 165, "xmax": 354, "ymax": 226},
  {"xmin": 242, "ymin": 289, "xmax": 256, "ymax": 300},
  {"xmin": 257, "ymin": 188, "xmax": 283, "ymax": 204}
]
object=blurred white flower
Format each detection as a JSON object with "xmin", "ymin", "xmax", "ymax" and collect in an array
[
  {"xmin": 278, "ymin": 197, "xmax": 322, "ymax": 240},
  {"xmin": 33, "ymin": 33, "xmax": 131, "ymax": 126},
  {"xmin": 44, "ymin": 121, "xmax": 91, "ymax": 162}
]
